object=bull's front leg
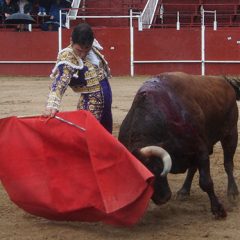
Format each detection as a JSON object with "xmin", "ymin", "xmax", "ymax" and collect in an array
[
  {"xmin": 198, "ymin": 156, "xmax": 227, "ymax": 219},
  {"xmin": 177, "ymin": 166, "xmax": 197, "ymax": 200}
]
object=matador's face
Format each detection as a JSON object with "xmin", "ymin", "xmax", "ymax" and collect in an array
[{"xmin": 72, "ymin": 43, "xmax": 92, "ymax": 59}]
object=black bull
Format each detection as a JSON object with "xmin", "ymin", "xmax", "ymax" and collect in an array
[{"xmin": 118, "ymin": 72, "xmax": 239, "ymax": 218}]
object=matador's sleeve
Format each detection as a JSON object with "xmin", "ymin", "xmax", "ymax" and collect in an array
[
  {"xmin": 46, "ymin": 49, "xmax": 83, "ymax": 110},
  {"xmin": 46, "ymin": 65, "xmax": 74, "ymax": 110}
]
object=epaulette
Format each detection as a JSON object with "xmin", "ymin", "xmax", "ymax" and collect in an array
[{"xmin": 50, "ymin": 47, "xmax": 84, "ymax": 79}]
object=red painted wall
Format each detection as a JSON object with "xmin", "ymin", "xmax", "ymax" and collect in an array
[
  {"xmin": 134, "ymin": 27, "xmax": 240, "ymax": 75},
  {"xmin": 134, "ymin": 28, "xmax": 201, "ymax": 75},
  {"xmin": 0, "ymin": 31, "xmax": 58, "ymax": 76},
  {"xmin": 0, "ymin": 27, "xmax": 240, "ymax": 76},
  {"xmin": 205, "ymin": 28, "xmax": 240, "ymax": 75},
  {"xmin": 61, "ymin": 27, "xmax": 130, "ymax": 76}
]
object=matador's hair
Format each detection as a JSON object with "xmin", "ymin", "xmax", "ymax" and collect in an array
[{"xmin": 71, "ymin": 23, "xmax": 94, "ymax": 48}]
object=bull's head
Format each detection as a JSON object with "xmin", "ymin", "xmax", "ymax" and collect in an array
[{"xmin": 134, "ymin": 146, "xmax": 173, "ymax": 205}]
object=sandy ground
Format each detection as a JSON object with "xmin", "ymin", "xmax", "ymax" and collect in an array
[{"xmin": 0, "ymin": 76, "xmax": 239, "ymax": 240}]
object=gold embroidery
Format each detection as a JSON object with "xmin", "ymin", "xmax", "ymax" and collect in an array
[
  {"xmin": 71, "ymin": 84, "xmax": 101, "ymax": 93},
  {"xmin": 58, "ymin": 47, "xmax": 80, "ymax": 66},
  {"xmin": 77, "ymin": 91, "xmax": 104, "ymax": 121},
  {"xmin": 47, "ymin": 45, "xmax": 106, "ymax": 121}
]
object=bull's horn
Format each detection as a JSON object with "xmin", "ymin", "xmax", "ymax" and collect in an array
[{"xmin": 140, "ymin": 146, "xmax": 172, "ymax": 177}]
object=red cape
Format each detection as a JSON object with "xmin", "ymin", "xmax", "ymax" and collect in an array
[{"xmin": 0, "ymin": 110, "xmax": 154, "ymax": 226}]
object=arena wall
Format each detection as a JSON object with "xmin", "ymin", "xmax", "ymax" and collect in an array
[{"xmin": 0, "ymin": 27, "xmax": 240, "ymax": 76}]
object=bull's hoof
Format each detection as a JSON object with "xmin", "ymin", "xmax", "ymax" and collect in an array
[
  {"xmin": 228, "ymin": 192, "xmax": 239, "ymax": 204},
  {"xmin": 176, "ymin": 189, "xmax": 190, "ymax": 201},
  {"xmin": 152, "ymin": 192, "xmax": 172, "ymax": 205},
  {"xmin": 228, "ymin": 186, "xmax": 239, "ymax": 203},
  {"xmin": 212, "ymin": 204, "xmax": 227, "ymax": 219}
]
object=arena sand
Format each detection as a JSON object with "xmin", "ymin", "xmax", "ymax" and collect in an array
[{"xmin": 0, "ymin": 76, "xmax": 239, "ymax": 240}]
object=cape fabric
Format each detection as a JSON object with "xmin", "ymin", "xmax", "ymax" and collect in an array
[{"xmin": 0, "ymin": 110, "xmax": 154, "ymax": 226}]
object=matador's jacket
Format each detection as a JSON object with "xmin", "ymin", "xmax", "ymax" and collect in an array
[{"xmin": 46, "ymin": 42, "xmax": 113, "ymax": 133}]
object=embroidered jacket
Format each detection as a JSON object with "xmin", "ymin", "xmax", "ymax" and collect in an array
[{"xmin": 46, "ymin": 43, "xmax": 111, "ymax": 120}]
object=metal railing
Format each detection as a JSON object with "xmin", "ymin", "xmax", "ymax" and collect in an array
[
  {"xmin": 59, "ymin": 9, "xmax": 141, "ymax": 76},
  {"xmin": 1, "ymin": 6, "xmax": 240, "ymax": 77},
  {"xmin": 140, "ymin": 0, "xmax": 159, "ymax": 29},
  {"xmin": 65, "ymin": 0, "xmax": 82, "ymax": 28}
]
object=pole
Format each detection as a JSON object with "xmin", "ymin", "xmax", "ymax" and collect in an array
[
  {"xmin": 58, "ymin": 9, "xmax": 62, "ymax": 52},
  {"xmin": 138, "ymin": 13, "xmax": 143, "ymax": 31},
  {"xmin": 176, "ymin": 11, "xmax": 180, "ymax": 30},
  {"xmin": 201, "ymin": 8, "xmax": 205, "ymax": 76},
  {"xmin": 214, "ymin": 10, "xmax": 217, "ymax": 31},
  {"xmin": 130, "ymin": 9, "xmax": 134, "ymax": 77}
]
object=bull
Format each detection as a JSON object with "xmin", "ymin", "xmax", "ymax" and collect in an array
[{"xmin": 118, "ymin": 72, "xmax": 239, "ymax": 218}]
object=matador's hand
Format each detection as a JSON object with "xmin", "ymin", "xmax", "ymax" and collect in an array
[{"xmin": 42, "ymin": 108, "xmax": 58, "ymax": 118}]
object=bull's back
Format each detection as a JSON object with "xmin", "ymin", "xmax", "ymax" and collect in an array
[
  {"xmin": 147, "ymin": 72, "xmax": 236, "ymax": 111},
  {"xmin": 120, "ymin": 72, "xmax": 238, "ymax": 150},
  {"xmin": 140, "ymin": 72, "xmax": 237, "ymax": 125}
]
